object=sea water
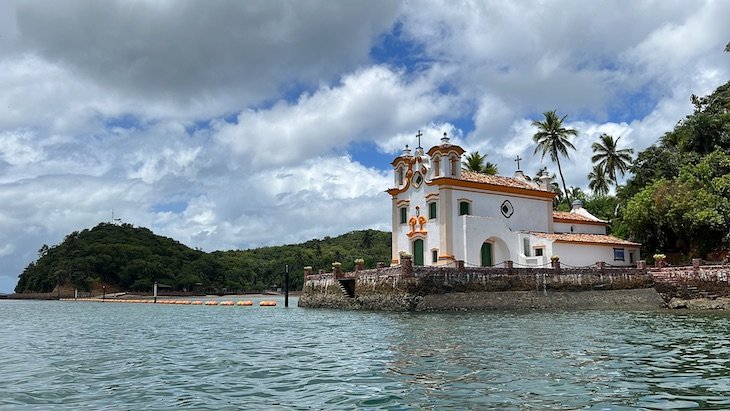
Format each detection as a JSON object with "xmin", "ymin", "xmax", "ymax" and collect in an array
[{"xmin": 1, "ymin": 298, "xmax": 730, "ymax": 410}]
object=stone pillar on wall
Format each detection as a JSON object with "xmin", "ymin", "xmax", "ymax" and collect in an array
[
  {"xmin": 551, "ymin": 260, "xmax": 561, "ymax": 270},
  {"xmin": 333, "ymin": 263, "xmax": 343, "ymax": 279},
  {"xmin": 637, "ymin": 261, "xmax": 647, "ymax": 270},
  {"xmin": 401, "ymin": 256, "xmax": 413, "ymax": 277},
  {"xmin": 596, "ymin": 261, "xmax": 605, "ymax": 271},
  {"xmin": 456, "ymin": 260, "xmax": 465, "ymax": 269},
  {"xmin": 376, "ymin": 262, "xmax": 385, "ymax": 269}
]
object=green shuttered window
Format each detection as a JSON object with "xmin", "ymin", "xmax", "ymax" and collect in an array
[
  {"xmin": 459, "ymin": 201, "xmax": 470, "ymax": 216},
  {"xmin": 428, "ymin": 202, "xmax": 437, "ymax": 219}
]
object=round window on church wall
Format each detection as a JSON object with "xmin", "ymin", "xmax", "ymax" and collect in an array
[{"xmin": 500, "ymin": 200, "xmax": 514, "ymax": 218}]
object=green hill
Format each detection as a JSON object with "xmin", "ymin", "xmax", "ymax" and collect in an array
[{"xmin": 15, "ymin": 223, "xmax": 391, "ymax": 294}]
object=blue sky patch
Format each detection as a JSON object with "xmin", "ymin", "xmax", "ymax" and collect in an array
[
  {"xmin": 347, "ymin": 140, "xmax": 397, "ymax": 170},
  {"xmin": 370, "ymin": 21, "xmax": 431, "ymax": 72},
  {"xmin": 152, "ymin": 201, "xmax": 188, "ymax": 214}
]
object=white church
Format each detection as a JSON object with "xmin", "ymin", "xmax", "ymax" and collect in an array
[{"xmin": 387, "ymin": 133, "xmax": 640, "ymax": 268}]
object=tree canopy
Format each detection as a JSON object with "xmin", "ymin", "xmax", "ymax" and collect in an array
[
  {"xmin": 462, "ymin": 151, "xmax": 498, "ymax": 175},
  {"xmin": 532, "ymin": 110, "xmax": 578, "ymax": 207},
  {"xmin": 616, "ymin": 80, "xmax": 730, "ymax": 259},
  {"xmin": 15, "ymin": 223, "xmax": 391, "ymax": 294},
  {"xmin": 591, "ymin": 133, "xmax": 633, "ymax": 183}
]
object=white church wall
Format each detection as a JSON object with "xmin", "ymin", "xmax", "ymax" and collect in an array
[
  {"xmin": 553, "ymin": 222, "xmax": 606, "ymax": 235},
  {"xmin": 450, "ymin": 188, "xmax": 551, "ymax": 233},
  {"xmin": 460, "ymin": 215, "xmax": 519, "ymax": 267},
  {"xmin": 519, "ymin": 234, "xmax": 553, "ymax": 267},
  {"xmin": 552, "ymin": 243, "xmax": 641, "ymax": 267}
]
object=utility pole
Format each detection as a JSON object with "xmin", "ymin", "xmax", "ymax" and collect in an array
[{"xmin": 284, "ymin": 265, "xmax": 289, "ymax": 307}]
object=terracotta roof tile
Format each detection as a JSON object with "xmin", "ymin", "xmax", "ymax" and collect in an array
[
  {"xmin": 553, "ymin": 211, "xmax": 607, "ymax": 223},
  {"xmin": 460, "ymin": 170, "xmax": 543, "ymax": 191},
  {"xmin": 531, "ymin": 232, "xmax": 640, "ymax": 246}
]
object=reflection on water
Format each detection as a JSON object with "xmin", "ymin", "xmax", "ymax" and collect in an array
[{"xmin": 1, "ymin": 300, "xmax": 730, "ymax": 410}]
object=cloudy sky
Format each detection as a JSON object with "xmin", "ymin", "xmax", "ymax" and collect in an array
[{"xmin": 1, "ymin": 1, "xmax": 729, "ymax": 292}]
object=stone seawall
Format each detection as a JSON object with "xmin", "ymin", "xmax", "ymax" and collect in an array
[
  {"xmin": 299, "ymin": 265, "xmax": 658, "ymax": 311},
  {"xmin": 651, "ymin": 263, "xmax": 730, "ymax": 307}
]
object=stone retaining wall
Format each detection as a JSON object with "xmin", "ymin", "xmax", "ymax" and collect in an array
[
  {"xmin": 299, "ymin": 263, "xmax": 656, "ymax": 311},
  {"xmin": 650, "ymin": 263, "xmax": 730, "ymax": 301}
]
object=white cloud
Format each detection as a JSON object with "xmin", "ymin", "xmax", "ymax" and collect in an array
[
  {"xmin": 376, "ymin": 123, "xmax": 464, "ymax": 155},
  {"xmin": 214, "ymin": 66, "xmax": 460, "ymax": 167}
]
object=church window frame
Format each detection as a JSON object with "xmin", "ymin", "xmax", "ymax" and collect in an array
[
  {"xmin": 458, "ymin": 200, "xmax": 471, "ymax": 216},
  {"xmin": 432, "ymin": 249, "xmax": 438, "ymax": 263},
  {"xmin": 413, "ymin": 172, "xmax": 423, "ymax": 188},
  {"xmin": 399, "ymin": 207, "xmax": 407, "ymax": 225},
  {"xmin": 428, "ymin": 202, "xmax": 437, "ymax": 220}
]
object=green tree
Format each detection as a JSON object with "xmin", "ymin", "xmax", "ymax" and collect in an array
[
  {"xmin": 462, "ymin": 151, "xmax": 498, "ymax": 175},
  {"xmin": 588, "ymin": 164, "xmax": 610, "ymax": 196},
  {"xmin": 591, "ymin": 133, "xmax": 633, "ymax": 183},
  {"xmin": 532, "ymin": 110, "xmax": 578, "ymax": 207},
  {"xmin": 621, "ymin": 150, "xmax": 730, "ymax": 258}
]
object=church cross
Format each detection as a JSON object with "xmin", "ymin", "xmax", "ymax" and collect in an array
[
  {"xmin": 514, "ymin": 155, "xmax": 522, "ymax": 170},
  {"xmin": 416, "ymin": 130, "xmax": 423, "ymax": 148}
]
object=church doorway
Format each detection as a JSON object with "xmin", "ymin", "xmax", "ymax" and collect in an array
[
  {"xmin": 481, "ymin": 242, "xmax": 493, "ymax": 267},
  {"xmin": 413, "ymin": 239, "xmax": 424, "ymax": 266}
]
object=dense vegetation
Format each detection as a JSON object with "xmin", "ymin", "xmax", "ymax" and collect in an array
[
  {"xmin": 15, "ymin": 223, "xmax": 391, "ymax": 293},
  {"xmin": 615, "ymin": 81, "xmax": 730, "ymax": 258},
  {"xmin": 542, "ymin": 80, "xmax": 730, "ymax": 260}
]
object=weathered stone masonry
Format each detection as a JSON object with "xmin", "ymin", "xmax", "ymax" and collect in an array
[
  {"xmin": 651, "ymin": 259, "xmax": 730, "ymax": 301},
  {"xmin": 299, "ymin": 258, "xmax": 660, "ymax": 311}
]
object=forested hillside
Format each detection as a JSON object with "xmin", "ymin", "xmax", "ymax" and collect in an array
[{"xmin": 15, "ymin": 223, "xmax": 390, "ymax": 293}]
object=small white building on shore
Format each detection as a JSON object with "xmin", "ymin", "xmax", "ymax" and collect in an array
[{"xmin": 387, "ymin": 134, "xmax": 640, "ymax": 268}]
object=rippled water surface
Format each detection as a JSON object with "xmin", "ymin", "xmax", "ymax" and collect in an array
[{"xmin": 2, "ymin": 299, "xmax": 730, "ymax": 410}]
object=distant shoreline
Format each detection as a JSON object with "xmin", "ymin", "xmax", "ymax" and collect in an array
[{"xmin": 1, "ymin": 291, "xmax": 301, "ymax": 301}]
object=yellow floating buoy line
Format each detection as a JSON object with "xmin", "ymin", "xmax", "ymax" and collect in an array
[{"xmin": 62, "ymin": 298, "xmax": 278, "ymax": 306}]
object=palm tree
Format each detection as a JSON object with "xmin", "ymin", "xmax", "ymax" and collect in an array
[
  {"xmin": 463, "ymin": 151, "xmax": 485, "ymax": 172},
  {"xmin": 591, "ymin": 133, "xmax": 633, "ymax": 183},
  {"xmin": 462, "ymin": 151, "xmax": 498, "ymax": 175},
  {"xmin": 568, "ymin": 186, "xmax": 586, "ymax": 201},
  {"xmin": 483, "ymin": 161, "xmax": 498, "ymax": 175},
  {"xmin": 588, "ymin": 164, "xmax": 610, "ymax": 196},
  {"xmin": 532, "ymin": 110, "xmax": 577, "ymax": 207}
]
